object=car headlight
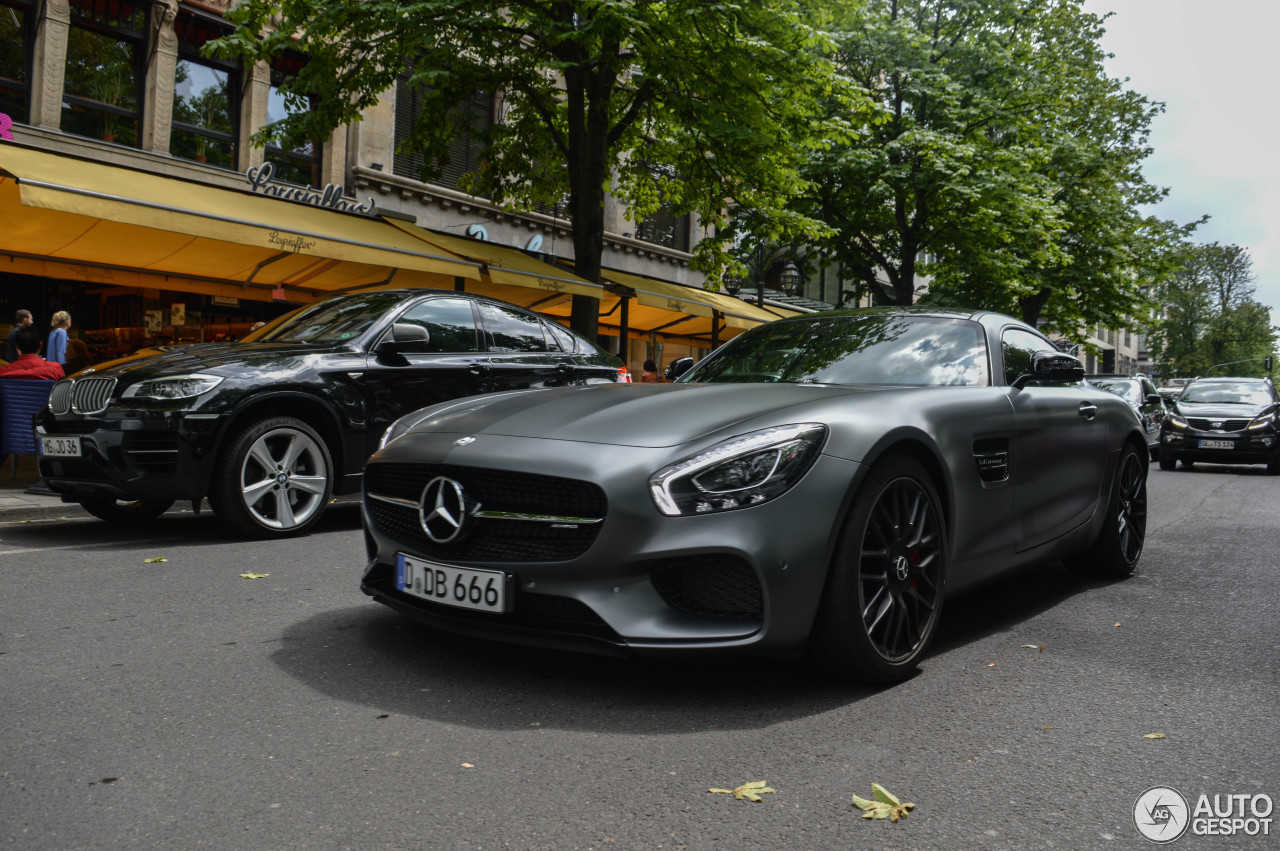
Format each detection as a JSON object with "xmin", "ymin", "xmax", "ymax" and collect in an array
[
  {"xmin": 1166, "ymin": 414, "xmax": 1188, "ymax": 430},
  {"xmin": 1248, "ymin": 412, "xmax": 1276, "ymax": 431},
  {"xmin": 121, "ymin": 374, "xmax": 224, "ymax": 399},
  {"xmin": 649, "ymin": 424, "xmax": 826, "ymax": 516}
]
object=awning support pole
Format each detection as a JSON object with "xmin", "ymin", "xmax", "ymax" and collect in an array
[
  {"xmin": 243, "ymin": 252, "xmax": 290, "ymax": 287},
  {"xmin": 619, "ymin": 297, "xmax": 630, "ymax": 359},
  {"xmin": 711, "ymin": 310, "xmax": 721, "ymax": 349}
]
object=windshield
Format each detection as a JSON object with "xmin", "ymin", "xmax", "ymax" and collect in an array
[
  {"xmin": 249, "ymin": 292, "xmax": 407, "ymax": 344},
  {"xmin": 1181, "ymin": 382, "xmax": 1275, "ymax": 405},
  {"xmin": 683, "ymin": 314, "xmax": 990, "ymax": 386}
]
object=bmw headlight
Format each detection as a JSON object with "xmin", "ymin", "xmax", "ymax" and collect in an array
[
  {"xmin": 1248, "ymin": 412, "xmax": 1276, "ymax": 431},
  {"xmin": 121, "ymin": 374, "xmax": 224, "ymax": 399},
  {"xmin": 649, "ymin": 424, "xmax": 826, "ymax": 517}
]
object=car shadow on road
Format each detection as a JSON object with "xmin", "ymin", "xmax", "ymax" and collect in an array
[{"xmin": 268, "ymin": 560, "xmax": 1117, "ymax": 735}]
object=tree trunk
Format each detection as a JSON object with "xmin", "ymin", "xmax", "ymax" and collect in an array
[{"xmin": 1019, "ymin": 288, "xmax": 1051, "ymax": 327}]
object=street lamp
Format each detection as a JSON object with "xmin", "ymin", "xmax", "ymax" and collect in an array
[
  {"xmin": 779, "ymin": 260, "xmax": 803, "ymax": 297},
  {"xmin": 723, "ymin": 273, "xmax": 743, "ymax": 298}
]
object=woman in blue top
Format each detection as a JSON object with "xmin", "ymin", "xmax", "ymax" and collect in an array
[{"xmin": 47, "ymin": 310, "xmax": 71, "ymax": 365}]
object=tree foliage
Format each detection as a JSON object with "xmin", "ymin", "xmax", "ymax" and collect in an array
[
  {"xmin": 793, "ymin": 0, "xmax": 1188, "ymax": 336},
  {"xmin": 212, "ymin": 0, "xmax": 853, "ymax": 339},
  {"xmin": 1148, "ymin": 243, "xmax": 1278, "ymax": 380}
]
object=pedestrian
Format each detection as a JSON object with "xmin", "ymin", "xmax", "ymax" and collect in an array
[
  {"xmin": 6, "ymin": 308, "xmax": 33, "ymax": 362},
  {"xmin": 47, "ymin": 311, "xmax": 71, "ymax": 366},
  {"xmin": 64, "ymin": 338, "xmax": 92, "ymax": 376},
  {"xmin": 640, "ymin": 358, "xmax": 661, "ymax": 383},
  {"xmin": 0, "ymin": 328, "xmax": 65, "ymax": 380}
]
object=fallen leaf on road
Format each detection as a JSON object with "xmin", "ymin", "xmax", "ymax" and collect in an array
[
  {"xmin": 461, "ymin": 763, "xmax": 474, "ymax": 768},
  {"xmin": 709, "ymin": 780, "xmax": 776, "ymax": 802},
  {"xmin": 143, "ymin": 557, "xmax": 167, "ymax": 563},
  {"xmin": 1114, "ymin": 622, "xmax": 1121, "ymax": 627},
  {"xmin": 1143, "ymin": 733, "xmax": 1167, "ymax": 739},
  {"xmin": 239, "ymin": 572, "xmax": 270, "ymax": 579},
  {"xmin": 987, "ymin": 663, "xmax": 995, "ymax": 667},
  {"xmin": 852, "ymin": 782, "xmax": 915, "ymax": 821},
  {"xmin": 1020, "ymin": 644, "xmax": 1044, "ymax": 652}
]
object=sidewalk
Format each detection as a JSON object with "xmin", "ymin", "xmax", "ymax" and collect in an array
[{"xmin": 0, "ymin": 454, "xmax": 91, "ymax": 523}]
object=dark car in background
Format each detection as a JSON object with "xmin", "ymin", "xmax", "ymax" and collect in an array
[
  {"xmin": 35, "ymin": 289, "xmax": 628, "ymax": 537},
  {"xmin": 360, "ymin": 308, "xmax": 1149, "ymax": 683},
  {"xmin": 1084, "ymin": 374, "xmax": 1166, "ymax": 459},
  {"xmin": 1158, "ymin": 376, "xmax": 1280, "ymax": 473}
]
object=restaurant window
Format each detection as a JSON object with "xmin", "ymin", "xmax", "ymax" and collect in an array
[
  {"xmin": 170, "ymin": 9, "xmax": 238, "ymax": 168},
  {"xmin": 634, "ymin": 162, "xmax": 691, "ymax": 252},
  {"xmin": 0, "ymin": 0, "xmax": 35, "ymax": 125},
  {"xmin": 265, "ymin": 52, "xmax": 319, "ymax": 187},
  {"xmin": 394, "ymin": 77, "xmax": 493, "ymax": 197},
  {"xmin": 62, "ymin": 0, "xmax": 147, "ymax": 147}
]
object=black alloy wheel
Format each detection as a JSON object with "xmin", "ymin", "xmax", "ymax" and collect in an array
[
  {"xmin": 80, "ymin": 497, "xmax": 174, "ymax": 523},
  {"xmin": 807, "ymin": 455, "xmax": 947, "ymax": 683},
  {"xmin": 211, "ymin": 416, "xmax": 334, "ymax": 538},
  {"xmin": 1076, "ymin": 442, "xmax": 1147, "ymax": 577}
]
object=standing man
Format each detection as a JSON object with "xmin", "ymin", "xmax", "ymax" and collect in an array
[{"xmin": 6, "ymin": 309, "xmax": 33, "ymax": 362}]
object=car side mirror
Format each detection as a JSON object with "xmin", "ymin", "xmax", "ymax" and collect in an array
[
  {"xmin": 1012, "ymin": 351, "xmax": 1085, "ymax": 389},
  {"xmin": 1146, "ymin": 393, "xmax": 1163, "ymax": 405},
  {"xmin": 378, "ymin": 323, "xmax": 430, "ymax": 355},
  {"xmin": 665, "ymin": 357, "xmax": 695, "ymax": 381}
]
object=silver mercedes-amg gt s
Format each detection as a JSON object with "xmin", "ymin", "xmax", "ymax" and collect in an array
[{"xmin": 359, "ymin": 308, "xmax": 1149, "ymax": 682}]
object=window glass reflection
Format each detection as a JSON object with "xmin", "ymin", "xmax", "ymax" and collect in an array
[
  {"xmin": 394, "ymin": 298, "xmax": 480, "ymax": 353},
  {"xmin": 63, "ymin": 24, "xmax": 139, "ymax": 145},
  {"xmin": 479, "ymin": 304, "xmax": 549, "ymax": 353},
  {"xmin": 172, "ymin": 60, "xmax": 234, "ymax": 166},
  {"xmin": 0, "ymin": 3, "xmax": 30, "ymax": 123}
]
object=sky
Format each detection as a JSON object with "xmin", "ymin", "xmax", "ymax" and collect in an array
[{"xmin": 1082, "ymin": 0, "xmax": 1280, "ymax": 326}]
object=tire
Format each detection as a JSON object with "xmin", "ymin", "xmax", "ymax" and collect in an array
[
  {"xmin": 1267, "ymin": 456, "xmax": 1280, "ymax": 476},
  {"xmin": 806, "ymin": 455, "xmax": 948, "ymax": 683},
  {"xmin": 1158, "ymin": 452, "xmax": 1176, "ymax": 471},
  {"xmin": 1180, "ymin": 459, "xmax": 1195, "ymax": 469},
  {"xmin": 211, "ymin": 416, "xmax": 333, "ymax": 538},
  {"xmin": 81, "ymin": 497, "xmax": 174, "ymax": 523},
  {"xmin": 1075, "ymin": 443, "xmax": 1147, "ymax": 578}
]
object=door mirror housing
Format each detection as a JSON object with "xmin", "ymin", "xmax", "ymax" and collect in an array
[
  {"xmin": 1012, "ymin": 351, "xmax": 1085, "ymax": 389},
  {"xmin": 665, "ymin": 357, "xmax": 695, "ymax": 381}
]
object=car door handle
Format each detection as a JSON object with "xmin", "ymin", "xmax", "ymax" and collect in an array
[
  {"xmin": 1078, "ymin": 402, "xmax": 1098, "ymax": 420},
  {"xmin": 468, "ymin": 363, "xmax": 490, "ymax": 377}
]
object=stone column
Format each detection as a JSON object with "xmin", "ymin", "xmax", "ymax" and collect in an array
[
  {"xmin": 239, "ymin": 59, "xmax": 270, "ymax": 171},
  {"xmin": 29, "ymin": 0, "xmax": 71, "ymax": 129},
  {"xmin": 142, "ymin": 1, "xmax": 179, "ymax": 153}
]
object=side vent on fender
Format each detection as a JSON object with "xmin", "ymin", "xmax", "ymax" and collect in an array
[{"xmin": 972, "ymin": 438, "xmax": 1010, "ymax": 483}]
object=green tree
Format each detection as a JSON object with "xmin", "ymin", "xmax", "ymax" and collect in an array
[
  {"xmin": 795, "ymin": 0, "xmax": 1185, "ymax": 335},
  {"xmin": 1149, "ymin": 243, "xmax": 1278, "ymax": 379},
  {"xmin": 212, "ymin": 0, "xmax": 851, "ymax": 339}
]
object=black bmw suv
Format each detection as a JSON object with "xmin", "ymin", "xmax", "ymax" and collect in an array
[
  {"xmin": 1158, "ymin": 376, "xmax": 1280, "ymax": 474},
  {"xmin": 36, "ymin": 289, "xmax": 628, "ymax": 536}
]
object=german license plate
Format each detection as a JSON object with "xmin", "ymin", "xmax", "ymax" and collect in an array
[
  {"xmin": 395, "ymin": 553, "xmax": 507, "ymax": 613},
  {"xmin": 1198, "ymin": 439, "xmax": 1234, "ymax": 449},
  {"xmin": 40, "ymin": 436, "xmax": 82, "ymax": 457}
]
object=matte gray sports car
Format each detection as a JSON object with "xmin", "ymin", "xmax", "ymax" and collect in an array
[{"xmin": 360, "ymin": 308, "xmax": 1149, "ymax": 682}]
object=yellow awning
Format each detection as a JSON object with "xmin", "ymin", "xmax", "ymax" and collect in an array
[
  {"xmin": 599, "ymin": 268, "xmax": 791, "ymax": 330},
  {"xmin": 0, "ymin": 143, "xmax": 481, "ymax": 299}
]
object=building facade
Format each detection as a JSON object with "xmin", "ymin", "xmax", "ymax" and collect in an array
[{"xmin": 1, "ymin": 0, "xmax": 745, "ymax": 373}]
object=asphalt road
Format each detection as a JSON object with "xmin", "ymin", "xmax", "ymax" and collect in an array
[{"xmin": 1, "ymin": 465, "xmax": 1277, "ymax": 850}]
